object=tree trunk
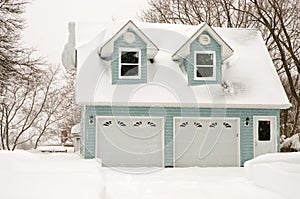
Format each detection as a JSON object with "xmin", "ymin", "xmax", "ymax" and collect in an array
[
  {"xmin": 282, "ymin": 109, "xmax": 289, "ymax": 137},
  {"xmin": 291, "ymin": 102, "xmax": 300, "ymax": 135}
]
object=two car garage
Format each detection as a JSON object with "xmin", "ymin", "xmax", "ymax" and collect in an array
[{"xmin": 96, "ymin": 116, "xmax": 240, "ymax": 167}]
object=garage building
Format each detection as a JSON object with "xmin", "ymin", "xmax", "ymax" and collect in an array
[{"xmin": 62, "ymin": 20, "xmax": 290, "ymax": 167}]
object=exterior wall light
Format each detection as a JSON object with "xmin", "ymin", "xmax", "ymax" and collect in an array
[
  {"xmin": 244, "ymin": 117, "xmax": 250, "ymax": 126},
  {"xmin": 89, "ymin": 115, "xmax": 94, "ymax": 125},
  {"xmin": 149, "ymin": 59, "xmax": 154, "ymax": 64}
]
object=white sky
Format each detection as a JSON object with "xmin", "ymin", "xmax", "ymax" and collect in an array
[{"xmin": 23, "ymin": 0, "xmax": 149, "ymax": 64}]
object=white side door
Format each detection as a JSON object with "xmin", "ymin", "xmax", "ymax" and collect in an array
[{"xmin": 254, "ymin": 116, "xmax": 277, "ymax": 157}]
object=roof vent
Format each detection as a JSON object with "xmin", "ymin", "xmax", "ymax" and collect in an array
[
  {"xmin": 123, "ymin": 32, "xmax": 135, "ymax": 44},
  {"xmin": 199, "ymin": 34, "xmax": 211, "ymax": 45}
]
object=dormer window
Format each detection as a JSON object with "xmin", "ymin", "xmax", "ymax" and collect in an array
[
  {"xmin": 194, "ymin": 51, "xmax": 216, "ymax": 80},
  {"xmin": 119, "ymin": 48, "xmax": 141, "ymax": 78}
]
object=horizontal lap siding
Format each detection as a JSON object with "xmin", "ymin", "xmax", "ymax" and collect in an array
[
  {"xmin": 84, "ymin": 106, "xmax": 279, "ymax": 166},
  {"xmin": 185, "ymin": 31, "xmax": 222, "ymax": 85},
  {"xmin": 112, "ymin": 29, "xmax": 147, "ymax": 84}
]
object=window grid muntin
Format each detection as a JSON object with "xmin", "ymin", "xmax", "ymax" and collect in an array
[
  {"xmin": 194, "ymin": 51, "xmax": 216, "ymax": 80},
  {"xmin": 118, "ymin": 48, "xmax": 141, "ymax": 79}
]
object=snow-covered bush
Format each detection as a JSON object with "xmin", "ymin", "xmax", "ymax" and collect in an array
[{"xmin": 280, "ymin": 133, "xmax": 300, "ymax": 152}]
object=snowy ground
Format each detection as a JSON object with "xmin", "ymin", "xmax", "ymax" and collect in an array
[{"xmin": 1, "ymin": 151, "xmax": 299, "ymax": 199}]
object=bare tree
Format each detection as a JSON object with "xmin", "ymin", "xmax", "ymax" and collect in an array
[
  {"xmin": 232, "ymin": 0, "xmax": 300, "ymax": 136},
  {"xmin": 0, "ymin": 0, "xmax": 81, "ymax": 150},
  {"xmin": 281, "ymin": 74, "xmax": 300, "ymax": 137},
  {"xmin": 140, "ymin": 0, "xmax": 300, "ymax": 136},
  {"xmin": 33, "ymin": 68, "xmax": 81, "ymax": 149},
  {"xmin": 141, "ymin": 0, "xmax": 254, "ymax": 27},
  {"xmin": 0, "ymin": 65, "xmax": 80, "ymax": 150},
  {"xmin": 0, "ymin": 66, "xmax": 53, "ymax": 150},
  {"xmin": 0, "ymin": 0, "xmax": 42, "ymax": 84},
  {"xmin": 0, "ymin": 0, "xmax": 44, "ymax": 147}
]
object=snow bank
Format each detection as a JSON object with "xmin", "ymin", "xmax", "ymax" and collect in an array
[
  {"xmin": 1, "ymin": 150, "xmax": 297, "ymax": 199},
  {"xmin": 245, "ymin": 153, "xmax": 300, "ymax": 199},
  {"xmin": 0, "ymin": 150, "xmax": 103, "ymax": 199},
  {"xmin": 244, "ymin": 152, "xmax": 300, "ymax": 179}
]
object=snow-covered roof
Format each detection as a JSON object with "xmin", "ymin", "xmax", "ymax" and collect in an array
[
  {"xmin": 66, "ymin": 20, "xmax": 290, "ymax": 109},
  {"xmin": 99, "ymin": 20, "xmax": 159, "ymax": 59},
  {"xmin": 172, "ymin": 23, "xmax": 233, "ymax": 61}
]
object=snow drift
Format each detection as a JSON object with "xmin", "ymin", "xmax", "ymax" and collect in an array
[
  {"xmin": 1, "ymin": 150, "xmax": 299, "ymax": 199},
  {"xmin": 245, "ymin": 153, "xmax": 300, "ymax": 199}
]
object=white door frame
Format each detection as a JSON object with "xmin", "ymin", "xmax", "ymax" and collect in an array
[
  {"xmin": 253, "ymin": 116, "xmax": 277, "ymax": 157},
  {"xmin": 95, "ymin": 116, "xmax": 165, "ymax": 167},
  {"xmin": 173, "ymin": 117, "xmax": 240, "ymax": 167}
]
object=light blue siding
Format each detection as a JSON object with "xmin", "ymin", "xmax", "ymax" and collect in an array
[
  {"xmin": 111, "ymin": 28, "xmax": 147, "ymax": 84},
  {"xmin": 184, "ymin": 31, "xmax": 222, "ymax": 85},
  {"xmin": 79, "ymin": 106, "xmax": 85, "ymax": 157},
  {"xmin": 82, "ymin": 105, "xmax": 280, "ymax": 166}
]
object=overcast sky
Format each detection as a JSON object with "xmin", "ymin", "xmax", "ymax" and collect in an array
[{"xmin": 23, "ymin": 0, "xmax": 149, "ymax": 64}]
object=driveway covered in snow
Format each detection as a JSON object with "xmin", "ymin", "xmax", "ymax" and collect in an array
[
  {"xmin": 103, "ymin": 167, "xmax": 284, "ymax": 199},
  {"xmin": 1, "ymin": 151, "xmax": 298, "ymax": 199}
]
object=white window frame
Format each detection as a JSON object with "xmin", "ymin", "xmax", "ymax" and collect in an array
[
  {"xmin": 194, "ymin": 51, "xmax": 216, "ymax": 81},
  {"xmin": 118, "ymin": 48, "xmax": 141, "ymax": 79}
]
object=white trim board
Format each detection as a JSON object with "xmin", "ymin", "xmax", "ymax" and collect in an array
[{"xmin": 78, "ymin": 102, "xmax": 290, "ymax": 109}]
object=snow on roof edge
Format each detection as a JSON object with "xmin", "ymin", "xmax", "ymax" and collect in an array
[
  {"xmin": 76, "ymin": 101, "xmax": 290, "ymax": 109},
  {"xmin": 172, "ymin": 23, "xmax": 234, "ymax": 61},
  {"xmin": 72, "ymin": 20, "xmax": 290, "ymax": 108},
  {"xmin": 99, "ymin": 20, "xmax": 159, "ymax": 59}
]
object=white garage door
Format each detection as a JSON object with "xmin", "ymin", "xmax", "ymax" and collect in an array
[
  {"xmin": 96, "ymin": 116, "xmax": 164, "ymax": 167},
  {"xmin": 174, "ymin": 117, "xmax": 239, "ymax": 167}
]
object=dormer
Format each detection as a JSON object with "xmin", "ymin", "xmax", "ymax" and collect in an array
[
  {"xmin": 99, "ymin": 21, "xmax": 159, "ymax": 84},
  {"xmin": 172, "ymin": 23, "xmax": 233, "ymax": 85}
]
